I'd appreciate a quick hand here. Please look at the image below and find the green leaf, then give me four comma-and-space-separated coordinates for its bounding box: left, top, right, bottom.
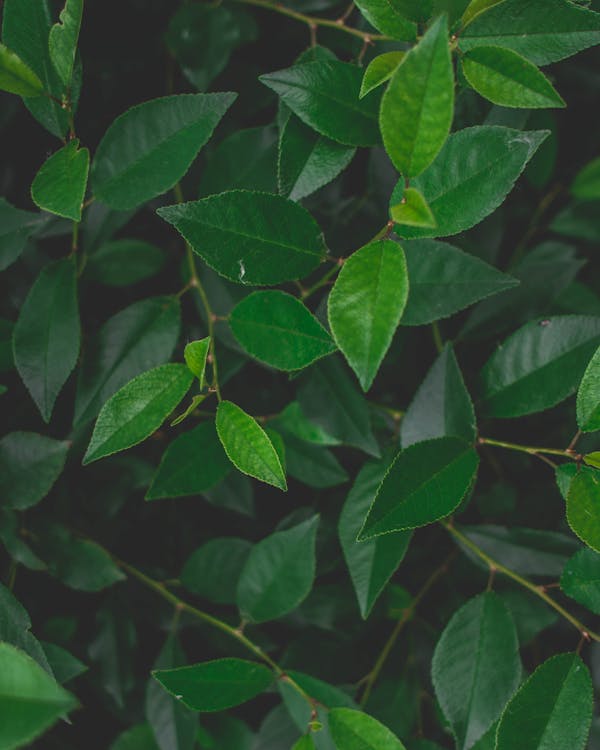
328, 240, 408, 391
230, 291, 336, 371
271, 401, 340, 447
13, 258, 80, 422
402, 239, 518, 326
0, 198, 43, 271
153, 658, 273, 712
0, 510, 46, 572
260, 61, 381, 147
566, 467, 600, 552
391, 126, 547, 239
281, 432, 348, 489
74, 296, 181, 427
432, 592, 521, 750
380, 15, 454, 178
298, 357, 380, 456
216, 400, 287, 490
85, 239, 166, 287
91, 93, 236, 209
83, 364, 194, 465
236, 515, 319, 623
184, 338, 210, 385
353, 0, 417, 39
278, 114, 356, 201
339, 455, 411, 618
0, 431, 69, 510
181, 537, 252, 605
110, 725, 160, 750
48, 0, 83, 87
31, 139, 90, 221
146, 421, 231, 500
495, 653, 592, 750
329, 708, 407, 750
560, 548, 600, 614
584, 451, 600, 469
360, 52, 405, 98
480, 315, 600, 418
577, 344, 600, 432
41, 642, 87, 685
0, 43, 44, 96
0, 642, 77, 750
462, 0, 505, 27
157, 190, 326, 286
460, 0, 600, 65
500, 588, 557, 647
401, 344, 476, 447
390, 188, 436, 228
359, 437, 479, 538
293, 737, 316, 750
462, 46, 565, 109
0, 583, 51, 672
571, 156, 600, 201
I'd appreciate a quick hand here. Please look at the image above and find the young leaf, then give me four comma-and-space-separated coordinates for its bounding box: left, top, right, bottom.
402, 239, 518, 326
339, 455, 412, 618
74, 296, 181, 427
360, 52, 405, 98
571, 156, 600, 201
391, 126, 548, 239
157, 191, 326, 286
215, 400, 287, 490
359, 437, 479, 538
181, 538, 252, 605
566, 467, 600, 552
0, 43, 44, 97
153, 658, 273, 712
83, 364, 194, 465
91, 93, 236, 209
329, 708, 407, 750
480, 316, 600, 418
584, 452, 600, 469
390, 188, 436, 228
495, 653, 592, 750
560, 548, 600, 614
48, 0, 83, 87
576, 344, 600, 432
260, 61, 381, 147
85, 239, 166, 287
278, 114, 356, 201
292, 737, 316, 750
0, 642, 77, 750
462, 46, 565, 109
31, 139, 90, 221
230, 291, 336, 371
13, 258, 80, 422
0, 432, 70, 510
328, 240, 409, 392
380, 15, 454, 178
353, 0, 417, 40
432, 592, 521, 750
236, 515, 319, 623
184, 338, 210, 385
460, 0, 600, 65
401, 344, 476, 448
145, 421, 231, 500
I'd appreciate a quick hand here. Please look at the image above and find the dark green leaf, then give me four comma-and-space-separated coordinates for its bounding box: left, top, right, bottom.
0, 431, 69, 510
496, 653, 592, 750
237, 515, 319, 623
230, 291, 336, 371
85, 239, 166, 287
31, 139, 89, 221
282, 432, 348, 489
560, 548, 600, 614
479, 315, 600, 418
0, 198, 43, 271
571, 156, 600, 201
92, 93, 236, 209
260, 61, 381, 147
577, 344, 600, 432
329, 708, 407, 750
0, 583, 51, 672
158, 190, 326, 286
13, 258, 80, 422
359, 437, 479, 538
0, 42, 44, 96
181, 538, 252, 605
83, 364, 194, 464
41, 642, 87, 684
153, 658, 273, 712
380, 15, 454, 178
566, 467, 600, 552
110, 725, 160, 750
432, 592, 521, 750
48, 0, 83, 87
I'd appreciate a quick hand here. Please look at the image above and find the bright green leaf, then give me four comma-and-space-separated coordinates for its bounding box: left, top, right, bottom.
158, 190, 326, 286
566, 467, 600, 552
153, 658, 273, 712
577, 344, 600, 432
293, 737, 316, 750
48, 0, 83, 87
181, 538, 252, 605
329, 708, 407, 750
462, 0, 505, 27
353, 0, 417, 40
92, 93, 236, 209
432, 592, 521, 750
83, 364, 194, 464
360, 52, 405, 98
328, 240, 408, 391
184, 338, 210, 386
560, 548, 600, 614
0, 43, 44, 97
216, 400, 287, 490
237, 515, 319, 622
584, 452, 600, 469
31, 139, 90, 221
380, 15, 454, 178
390, 188, 436, 228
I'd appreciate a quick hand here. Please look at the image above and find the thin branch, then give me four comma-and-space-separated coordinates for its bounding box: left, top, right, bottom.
478, 436, 582, 462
